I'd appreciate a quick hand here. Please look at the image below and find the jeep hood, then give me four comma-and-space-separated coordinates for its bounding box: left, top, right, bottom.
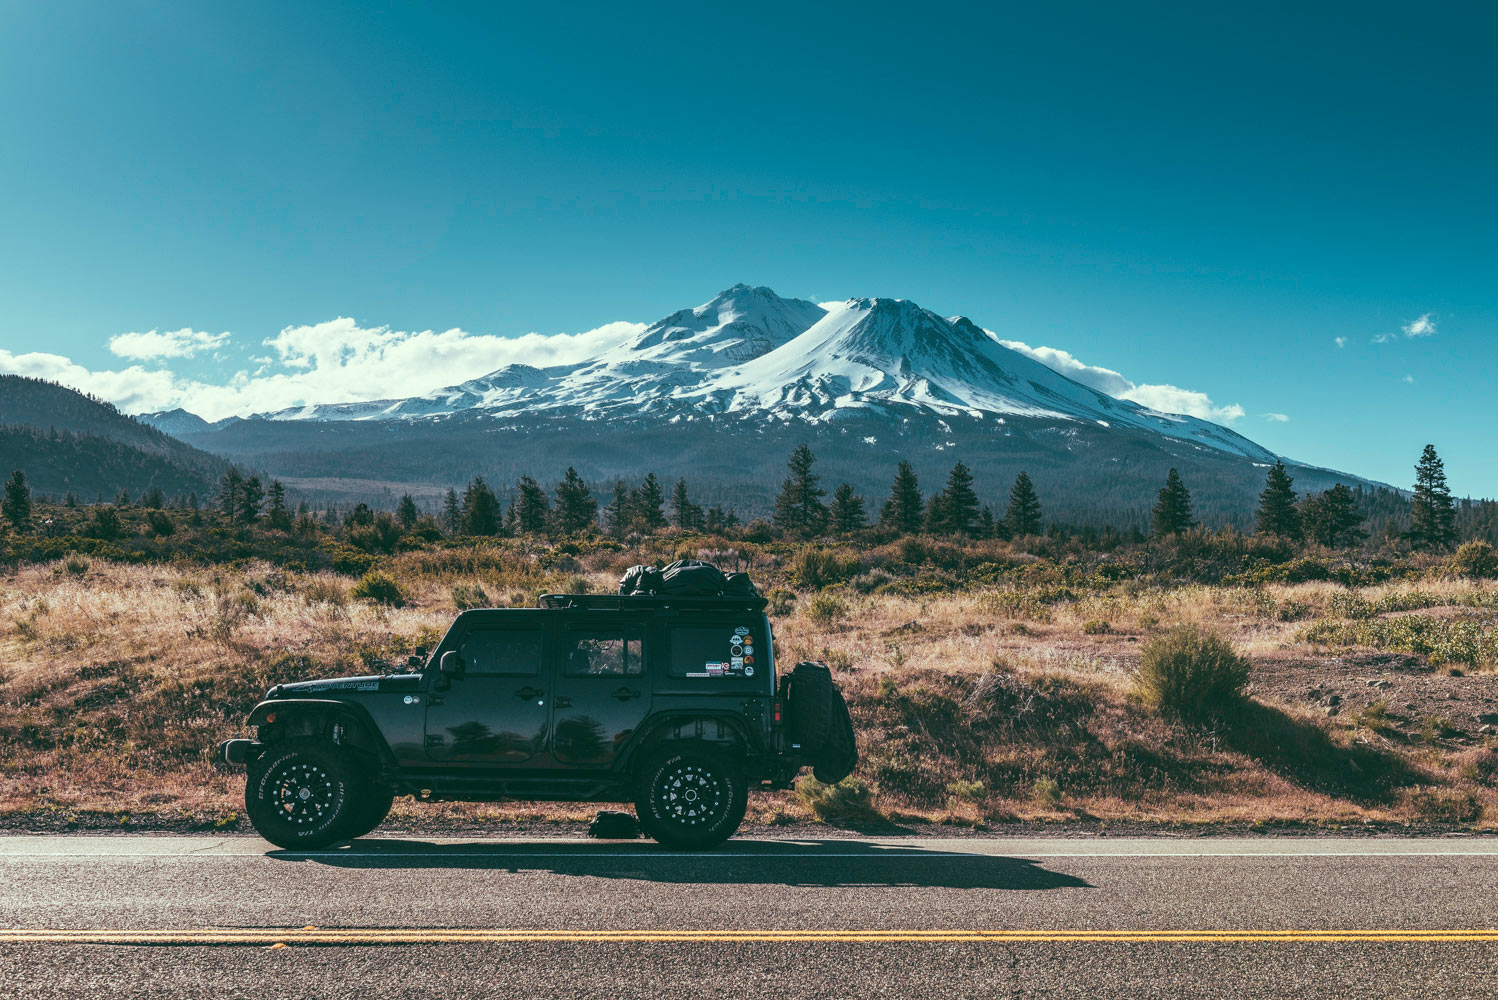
268, 673, 422, 697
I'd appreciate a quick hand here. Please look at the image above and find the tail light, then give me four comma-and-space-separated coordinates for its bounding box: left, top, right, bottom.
772, 698, 783, 724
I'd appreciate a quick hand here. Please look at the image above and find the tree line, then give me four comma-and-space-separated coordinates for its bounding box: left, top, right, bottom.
0, 440, 1476, 554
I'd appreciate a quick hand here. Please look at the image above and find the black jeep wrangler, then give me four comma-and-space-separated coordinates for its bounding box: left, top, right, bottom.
219, 591, 856, 851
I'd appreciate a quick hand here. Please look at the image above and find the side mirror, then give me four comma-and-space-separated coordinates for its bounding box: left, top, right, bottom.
439, 650, 465, 677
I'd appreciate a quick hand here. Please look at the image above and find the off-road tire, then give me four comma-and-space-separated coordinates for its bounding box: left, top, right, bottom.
813, 689, 858, 783
244, 738, 369, 850
634, 745, 748, 851
345, 785, 395, 840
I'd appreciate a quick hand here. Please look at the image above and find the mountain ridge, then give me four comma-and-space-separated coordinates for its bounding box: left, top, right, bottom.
151, 285, 1274, 465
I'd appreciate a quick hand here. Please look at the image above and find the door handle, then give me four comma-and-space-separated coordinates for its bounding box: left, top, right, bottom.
554, 697, 573, 709
515, 686, 544, 700
612, 688, 642, 701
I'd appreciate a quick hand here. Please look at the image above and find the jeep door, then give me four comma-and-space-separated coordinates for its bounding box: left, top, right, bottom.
549, 619, 652, 768
424, 620, 549, 764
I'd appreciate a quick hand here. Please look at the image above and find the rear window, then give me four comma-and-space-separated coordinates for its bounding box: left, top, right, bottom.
667, 622, 765, 680
562, 626, 645, 677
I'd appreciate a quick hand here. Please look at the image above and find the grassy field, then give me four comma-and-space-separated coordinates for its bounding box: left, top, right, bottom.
4, 537, 1498, 835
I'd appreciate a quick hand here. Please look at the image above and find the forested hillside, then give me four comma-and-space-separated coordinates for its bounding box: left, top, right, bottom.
0, 376, 228, 498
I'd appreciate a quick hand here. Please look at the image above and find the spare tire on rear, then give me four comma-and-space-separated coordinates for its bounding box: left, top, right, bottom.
813, 690, 858, 783
786, 661, 858, 782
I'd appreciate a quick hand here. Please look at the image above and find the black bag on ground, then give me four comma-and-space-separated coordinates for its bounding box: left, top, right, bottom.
588, 810, 640, 839
656, 559, 728, 596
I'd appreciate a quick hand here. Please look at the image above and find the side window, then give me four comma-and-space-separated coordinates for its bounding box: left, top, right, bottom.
459, 628, 542, 676
667, 623, 763, 678
563, 627, 644, 677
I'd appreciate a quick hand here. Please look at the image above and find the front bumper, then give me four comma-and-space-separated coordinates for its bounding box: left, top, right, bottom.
218, 739, 264, 766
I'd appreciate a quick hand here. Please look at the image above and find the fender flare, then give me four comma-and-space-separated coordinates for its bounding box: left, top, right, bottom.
624, 712, 756, 770
245, 699, 396, 767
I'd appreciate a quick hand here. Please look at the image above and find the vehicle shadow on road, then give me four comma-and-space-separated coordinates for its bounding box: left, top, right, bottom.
267, 839, 1092, 891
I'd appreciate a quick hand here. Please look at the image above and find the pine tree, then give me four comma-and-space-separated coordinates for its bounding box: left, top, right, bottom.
670, 477, 704, 531
236, 476, 264, 525
879, 461, 924, 534
396, 493, 419, 528
772, 444, 828, 539
978, 504, 995, 537
2, 469, 32, 532
440, 488, 461, 535
704, 504, 739, 534
460, 477, 502, 536
1004, 470, 1042, 536
1300, 484, 1366, 547
631, 473, 667, 533
1151, 468, 1194, 537
932, 461, 980, 536
604, 480, 631, 538
512, 475, 551, 535
1254, 461, 1300, 539
266, 480, 291, 530
552, 467, 598, 535
829, 482, 866, 534
1410, 444, 1457, 550
922, 493, 945, 534
217, 470, 243, 519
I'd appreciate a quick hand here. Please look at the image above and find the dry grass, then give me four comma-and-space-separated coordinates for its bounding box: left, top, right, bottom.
4, 554, 1498, 832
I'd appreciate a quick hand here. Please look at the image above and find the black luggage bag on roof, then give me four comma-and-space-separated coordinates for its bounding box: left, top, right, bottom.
617, 560, 759, 599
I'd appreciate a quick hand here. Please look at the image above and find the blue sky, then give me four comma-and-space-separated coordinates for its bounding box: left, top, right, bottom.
1, 1, 1494, 494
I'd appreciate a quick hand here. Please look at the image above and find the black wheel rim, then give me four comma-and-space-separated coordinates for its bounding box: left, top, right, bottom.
269, 760, 338, 827
654, 761, 729, 829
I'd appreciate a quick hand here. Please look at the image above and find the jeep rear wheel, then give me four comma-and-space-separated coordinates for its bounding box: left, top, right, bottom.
244, 738, 367, 850
635, 746, 747, 851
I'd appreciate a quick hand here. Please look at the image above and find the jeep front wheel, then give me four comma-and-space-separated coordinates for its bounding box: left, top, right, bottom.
244, 738, 367, 850
634, 746, 748, 851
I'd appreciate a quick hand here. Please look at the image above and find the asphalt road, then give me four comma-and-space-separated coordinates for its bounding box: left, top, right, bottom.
2, 834, 1497, 998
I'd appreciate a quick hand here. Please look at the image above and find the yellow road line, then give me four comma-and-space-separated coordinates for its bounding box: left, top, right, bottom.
3, 929, 1498, 946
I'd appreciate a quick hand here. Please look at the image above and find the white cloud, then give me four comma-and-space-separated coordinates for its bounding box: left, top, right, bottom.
1402, 313, 1437, 337
1334, 336, 1348, 349
1263, 412, 1290, 422
1403, 373, 1415, 384
0, 318, 643, 422
994, 337, 1247, 424
1372, 332, 1396, 344
109, 328, 230, 360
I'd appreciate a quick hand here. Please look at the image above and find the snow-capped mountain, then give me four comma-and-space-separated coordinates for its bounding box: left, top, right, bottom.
237, 283, 1273, 463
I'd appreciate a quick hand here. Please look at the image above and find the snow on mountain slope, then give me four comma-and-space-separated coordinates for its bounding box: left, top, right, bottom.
695, 297, 1274, 459
243, 284, 1274, 462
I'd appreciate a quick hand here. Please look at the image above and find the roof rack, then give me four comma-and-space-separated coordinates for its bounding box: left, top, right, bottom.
536, 593, 768, 612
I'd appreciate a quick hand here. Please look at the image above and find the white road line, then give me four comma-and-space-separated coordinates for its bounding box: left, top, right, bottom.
3, 849, 1498, 860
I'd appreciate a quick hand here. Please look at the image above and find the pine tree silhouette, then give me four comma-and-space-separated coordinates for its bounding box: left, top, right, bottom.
552, 467, 598, 535
2, 469, 32, 532
773, 444, 828, 539
1254, 461, 1300, 539
879, 461, 924, 534
1004, 470, 1043, 536
1151, 468, 1194, 537
829, 482, 866, 533
1410, 444, 1457, 550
